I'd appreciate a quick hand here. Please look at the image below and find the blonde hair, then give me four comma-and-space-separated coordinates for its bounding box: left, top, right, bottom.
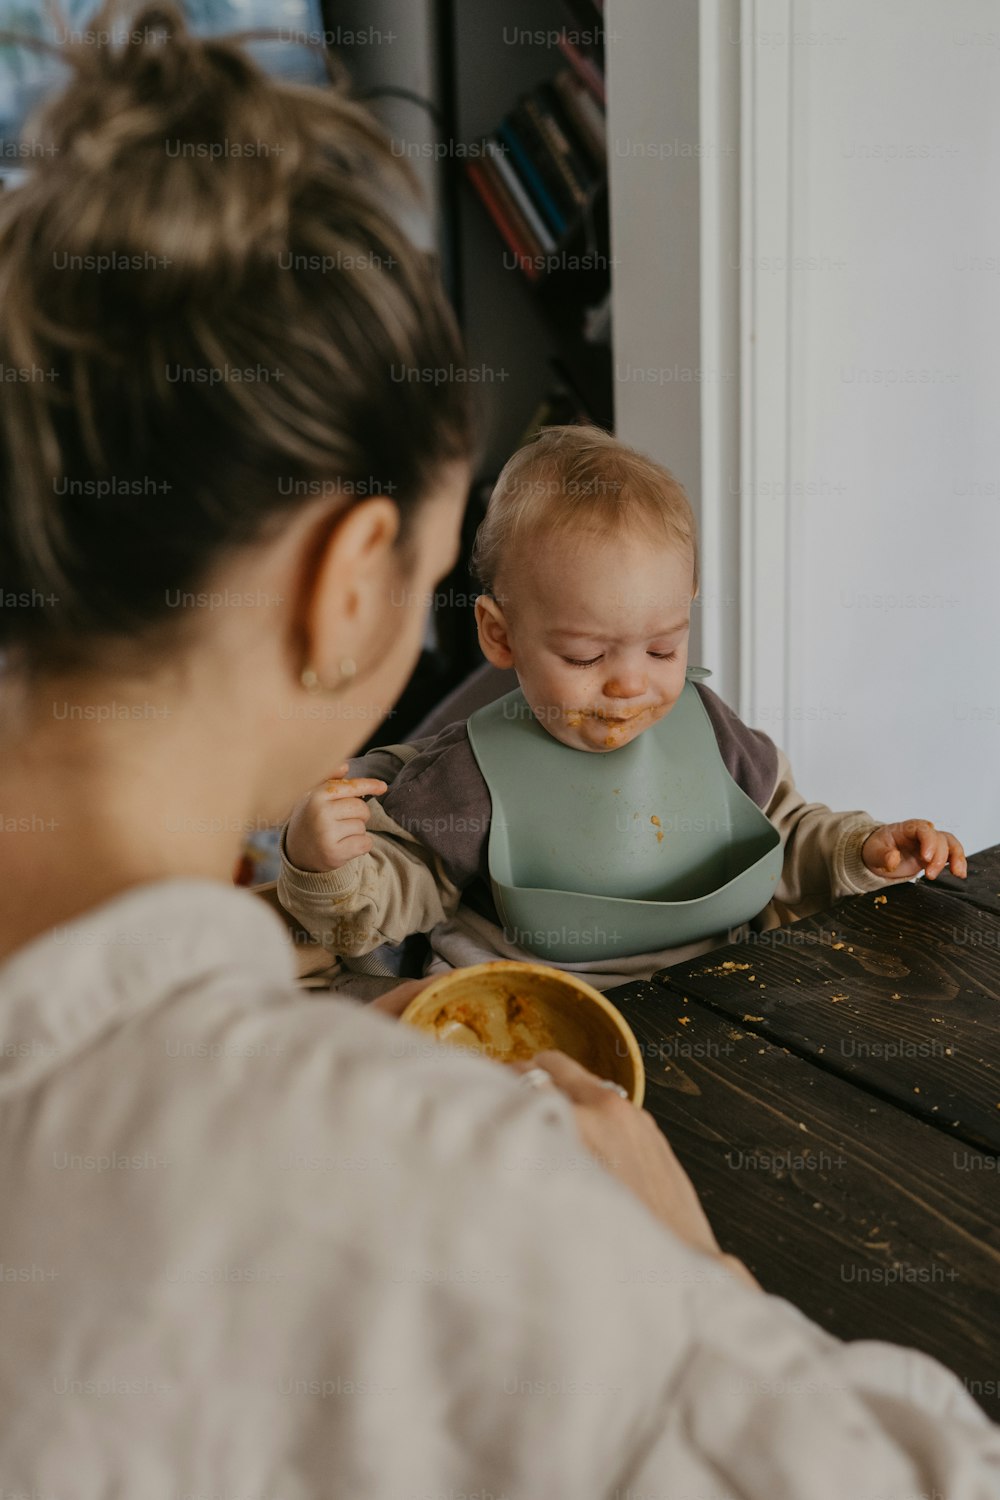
0, 1, 473, 671
471, 425, 698, 599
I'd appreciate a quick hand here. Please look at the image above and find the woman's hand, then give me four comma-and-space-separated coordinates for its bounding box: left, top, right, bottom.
285, 764, 388, 873
862, 820, 966, 881
369, 977, 437, 1018
369, 995, 759, 1289
512, 1051, 759, 1291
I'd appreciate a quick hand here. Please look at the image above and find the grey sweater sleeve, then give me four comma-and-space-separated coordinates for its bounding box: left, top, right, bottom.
352, 720, 493, 890
277, 722, 495, 959
693, 684, 886, 913
694, 682, 780, 806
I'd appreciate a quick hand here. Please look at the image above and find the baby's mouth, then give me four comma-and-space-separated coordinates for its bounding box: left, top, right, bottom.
562, 706, 656, 731
588, 708, 648, 724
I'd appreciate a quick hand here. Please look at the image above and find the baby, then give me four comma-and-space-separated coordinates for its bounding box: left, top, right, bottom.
278, 425, 966, 992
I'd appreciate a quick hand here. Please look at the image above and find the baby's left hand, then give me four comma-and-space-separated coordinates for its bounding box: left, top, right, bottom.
862, 820, 967, 882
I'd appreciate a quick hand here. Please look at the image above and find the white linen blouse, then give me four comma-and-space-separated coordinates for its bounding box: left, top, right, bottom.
0, 879, 995, 1497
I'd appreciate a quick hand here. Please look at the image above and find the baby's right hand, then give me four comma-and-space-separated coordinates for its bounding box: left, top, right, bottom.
285, 764, 388, 873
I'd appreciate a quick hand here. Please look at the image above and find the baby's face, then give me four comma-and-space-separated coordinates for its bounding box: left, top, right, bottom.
495, 529, 695, 753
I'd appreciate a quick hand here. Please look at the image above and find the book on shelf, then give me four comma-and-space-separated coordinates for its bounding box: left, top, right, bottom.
462, 27, 613, 426
496, 118, 568, 240
556, 34, 606, 107
479, 152, 544, 260
485, 140, 556, 254
509, 99, 581, 226
521, 93, 591, 211
536, 82, 600, 187
551, 68, 606, 166
464, 42, 607, 286
465, 158, 543, 282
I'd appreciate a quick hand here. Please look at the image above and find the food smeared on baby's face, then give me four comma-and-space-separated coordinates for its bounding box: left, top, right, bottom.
500, 529, 697, 754
424, 991, 556, 1063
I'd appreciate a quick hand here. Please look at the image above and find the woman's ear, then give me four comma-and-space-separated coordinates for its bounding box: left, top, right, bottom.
298, 497, 402, 685
475, 592, 515, 669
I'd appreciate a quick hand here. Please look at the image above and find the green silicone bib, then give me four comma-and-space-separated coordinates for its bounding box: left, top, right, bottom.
466, 671, 783, 961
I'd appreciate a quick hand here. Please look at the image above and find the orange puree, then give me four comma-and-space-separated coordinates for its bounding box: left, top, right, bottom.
426, 991, 556, 1063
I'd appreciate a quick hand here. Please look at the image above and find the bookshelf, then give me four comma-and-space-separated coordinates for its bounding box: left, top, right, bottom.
447, 0, 612, 474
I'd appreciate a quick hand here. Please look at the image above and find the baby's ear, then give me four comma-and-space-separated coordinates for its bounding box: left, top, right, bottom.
475, 593, 515, 669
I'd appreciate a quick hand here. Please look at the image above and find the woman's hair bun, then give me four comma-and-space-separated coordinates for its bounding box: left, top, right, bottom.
26, 4, 329, 295
0, 1, 473, 670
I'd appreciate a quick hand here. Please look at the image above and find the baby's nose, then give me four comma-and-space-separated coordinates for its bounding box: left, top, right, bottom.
603, 671, 646, 700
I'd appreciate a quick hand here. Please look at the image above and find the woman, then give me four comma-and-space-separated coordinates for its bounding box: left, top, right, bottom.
0, 7, 995, 1495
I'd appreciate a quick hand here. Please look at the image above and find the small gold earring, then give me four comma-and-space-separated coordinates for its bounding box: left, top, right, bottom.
300, 659, 358, 694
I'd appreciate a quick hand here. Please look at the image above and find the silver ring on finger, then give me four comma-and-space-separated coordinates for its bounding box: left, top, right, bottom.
597, 1079, 629, 1099
518, 1067, 554, 1091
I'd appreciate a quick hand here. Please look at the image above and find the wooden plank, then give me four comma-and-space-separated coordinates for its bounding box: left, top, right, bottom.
649, 881, 1000, 1156
607, 982, 1000, 1419
936, 841, 1000, 920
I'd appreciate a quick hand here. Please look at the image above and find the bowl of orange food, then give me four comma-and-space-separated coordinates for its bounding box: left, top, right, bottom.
399, 961, 645, 1106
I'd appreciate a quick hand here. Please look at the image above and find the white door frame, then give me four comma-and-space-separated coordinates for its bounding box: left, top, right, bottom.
737, 0, 794, 726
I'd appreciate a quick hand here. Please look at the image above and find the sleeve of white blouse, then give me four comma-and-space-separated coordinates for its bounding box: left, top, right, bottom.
615, 1277, 997, 1499
515, 1185, 1000, 1498
368, 1024, 1000, 1500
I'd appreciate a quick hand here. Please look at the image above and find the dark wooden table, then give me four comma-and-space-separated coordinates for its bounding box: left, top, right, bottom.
605, 844, 1000, 1420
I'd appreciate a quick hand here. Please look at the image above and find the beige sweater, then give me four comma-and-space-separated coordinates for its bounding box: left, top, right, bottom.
279, 690, 889, 988
0, 879, 995, 1496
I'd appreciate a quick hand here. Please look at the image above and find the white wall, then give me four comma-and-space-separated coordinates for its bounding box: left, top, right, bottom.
606, 0, 712, 652
607, 0, 745, 705
612, 0, 1000, 853
758, 0, 1000, 851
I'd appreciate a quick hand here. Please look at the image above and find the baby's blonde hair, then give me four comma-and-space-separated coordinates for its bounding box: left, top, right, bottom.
471, 425, 698, 600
